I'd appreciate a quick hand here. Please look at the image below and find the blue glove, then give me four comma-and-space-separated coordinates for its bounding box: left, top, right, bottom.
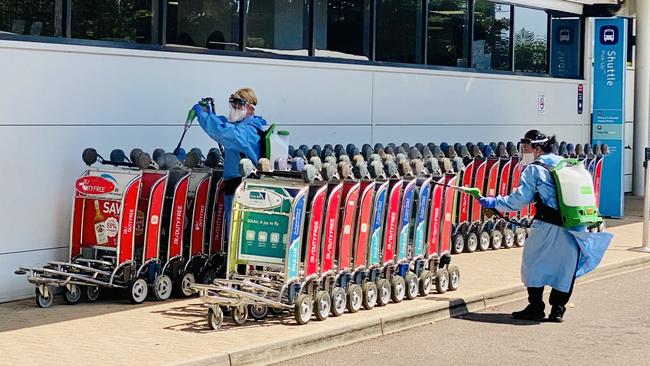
479, 197, 496, 209
192, 103, 206, 116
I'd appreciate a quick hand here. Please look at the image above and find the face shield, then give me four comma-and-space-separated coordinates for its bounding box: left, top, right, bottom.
519, 137, 549, 165
228, 95, 253, 122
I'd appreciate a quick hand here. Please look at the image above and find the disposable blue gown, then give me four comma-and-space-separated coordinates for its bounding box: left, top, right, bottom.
494, 154, 613, 292
195, 110, 267, 227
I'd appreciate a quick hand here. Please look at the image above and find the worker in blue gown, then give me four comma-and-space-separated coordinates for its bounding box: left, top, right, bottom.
479, 130, 613, 322
192, 88, 267, 236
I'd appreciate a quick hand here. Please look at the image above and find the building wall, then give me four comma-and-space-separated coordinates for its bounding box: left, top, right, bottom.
0, 39, 590, 302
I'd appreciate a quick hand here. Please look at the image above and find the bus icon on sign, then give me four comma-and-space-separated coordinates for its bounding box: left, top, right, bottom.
559, 29, 571, 43
600, 26, 618, 44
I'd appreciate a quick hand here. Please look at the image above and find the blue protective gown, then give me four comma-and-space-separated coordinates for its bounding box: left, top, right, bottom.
494, 154, 613, 293
195, 111, 268, 228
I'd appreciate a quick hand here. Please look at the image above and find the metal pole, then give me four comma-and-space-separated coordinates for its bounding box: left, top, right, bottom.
632, 148, 650, 253
633, 1, 650, 197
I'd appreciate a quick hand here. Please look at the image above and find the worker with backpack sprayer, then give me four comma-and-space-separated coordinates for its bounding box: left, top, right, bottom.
478, 130, 613, 322
189, 88, 269, 238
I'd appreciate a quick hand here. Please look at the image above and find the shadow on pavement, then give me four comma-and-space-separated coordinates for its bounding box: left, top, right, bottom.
0, 289, 185, 333
151, 302, 297, 333
452, 312, 541, 326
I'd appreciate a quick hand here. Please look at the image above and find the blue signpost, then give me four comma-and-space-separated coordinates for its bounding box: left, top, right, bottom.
592, 18, 626, 217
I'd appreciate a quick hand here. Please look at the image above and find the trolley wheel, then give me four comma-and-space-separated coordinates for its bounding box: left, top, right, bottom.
346, 284, 363, 313
390, 276, 405, 303
294, 294, 312, 325
418, 270, 433, 296
502, 228, 515, 249
376, 279, 391, 307
490, 230, 503, 250
362, 281, 377, 310
207, 306, 224, 330
451, 233, 465, 254
404, 272, 418, 300
85, 286, 100, 302
514, 228, 526, 247
465, 232, 478, 253
173, 271, 195, 298
435, 268, 449, 294
202, 269, 216, 284
269, 307, 284, 316
153, 274, 173, 301
35, 288, 53, 308
314, 290, 331, 321
478, 231, 491, 251
63, 284, 82, 305
232, 305, 248, 325
448, 265, 461, 291
330, 287, 347, 317
249, 305, 269, 321
127, 278, 148, 304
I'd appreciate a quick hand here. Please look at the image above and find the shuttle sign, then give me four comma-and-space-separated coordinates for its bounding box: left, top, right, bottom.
592, 18, 626, 217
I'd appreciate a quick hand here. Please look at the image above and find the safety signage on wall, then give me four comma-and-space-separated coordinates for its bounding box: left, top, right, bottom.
537, 95, 546, 115
592, 18, 626, 217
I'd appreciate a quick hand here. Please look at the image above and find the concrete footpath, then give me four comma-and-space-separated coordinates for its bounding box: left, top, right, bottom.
0, 217, 648, 366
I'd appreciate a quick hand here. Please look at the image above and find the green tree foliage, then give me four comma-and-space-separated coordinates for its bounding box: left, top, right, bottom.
71, 0, 153, 43
514, 27, 547, 73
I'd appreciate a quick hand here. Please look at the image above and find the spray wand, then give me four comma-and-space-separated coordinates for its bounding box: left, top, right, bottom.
173, 97, 215, 155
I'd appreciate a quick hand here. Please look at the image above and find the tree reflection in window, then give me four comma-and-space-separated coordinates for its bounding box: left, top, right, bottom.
71, 0, 153, 43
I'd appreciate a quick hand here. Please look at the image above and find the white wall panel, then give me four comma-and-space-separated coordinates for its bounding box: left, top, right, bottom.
0, 248, 67, 302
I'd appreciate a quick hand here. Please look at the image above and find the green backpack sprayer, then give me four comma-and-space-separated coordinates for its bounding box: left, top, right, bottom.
540, 159, 603, 229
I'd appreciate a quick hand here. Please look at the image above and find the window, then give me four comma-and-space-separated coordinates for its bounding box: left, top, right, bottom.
314, 0, 371, 60
0, 0, 61, 37
166, 0, 240, 50
472, 1, 511, 71
71, 0, 154, 44
514, 6, 548, 73
246, 0, 310, 56
375, 0, 424, 64
549, 16, 581, 78
427, 0, 469, 67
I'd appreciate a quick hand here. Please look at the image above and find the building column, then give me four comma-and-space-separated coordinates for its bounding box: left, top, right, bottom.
634, 0, 650, 196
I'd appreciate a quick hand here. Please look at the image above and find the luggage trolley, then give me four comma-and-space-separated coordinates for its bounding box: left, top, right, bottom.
191, 169, 328, 329
15, 167, 170, 306
476, 155, 503, 250
323, 167, 364, 316
203, 171, 228, 283
176, 167, 214, 294
376, 166, 407, 304
393, 169, 421, 300
451, 156, 478, 254
350, 175, 381, 310
492, 154, 516, 249
418, 169, 460, 294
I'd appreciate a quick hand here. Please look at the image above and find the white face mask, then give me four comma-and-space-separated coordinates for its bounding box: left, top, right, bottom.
521, 152, 536, 165
228, 106, 248, 123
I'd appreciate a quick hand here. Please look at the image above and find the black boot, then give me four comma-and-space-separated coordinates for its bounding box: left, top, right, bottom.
512, 304, 545, 321
547, 306, 566, 322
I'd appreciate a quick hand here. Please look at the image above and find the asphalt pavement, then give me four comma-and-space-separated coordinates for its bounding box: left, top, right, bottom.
277, 267, 650, 366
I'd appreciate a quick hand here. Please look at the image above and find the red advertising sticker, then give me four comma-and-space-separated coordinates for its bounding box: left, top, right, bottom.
75, 176, 116, 196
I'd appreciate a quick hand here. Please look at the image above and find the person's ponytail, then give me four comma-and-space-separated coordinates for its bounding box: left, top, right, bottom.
542, 135, 557, 154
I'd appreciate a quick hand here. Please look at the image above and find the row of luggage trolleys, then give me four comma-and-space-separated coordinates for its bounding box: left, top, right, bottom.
191, 162, 463, 329
14, 143, 604, 330
16, 164, 229, 307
